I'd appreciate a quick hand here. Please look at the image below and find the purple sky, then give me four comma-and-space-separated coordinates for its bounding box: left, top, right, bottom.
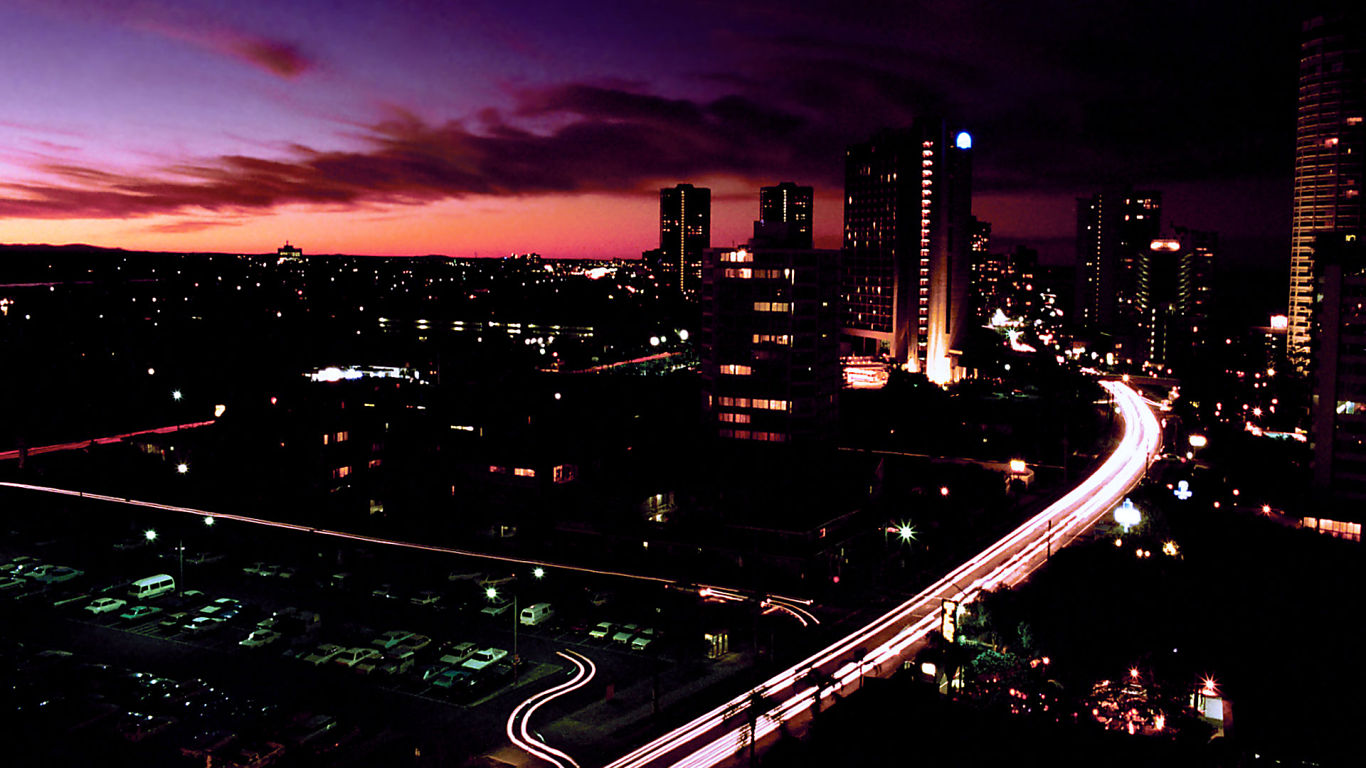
0, 0, 1299, 267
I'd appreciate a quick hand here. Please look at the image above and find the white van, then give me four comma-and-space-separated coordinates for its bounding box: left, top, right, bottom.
519, 602, 554, 626
128, 574, 176, 600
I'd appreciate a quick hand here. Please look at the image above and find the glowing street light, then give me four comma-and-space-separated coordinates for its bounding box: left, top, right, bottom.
172, 390, 183, 402
203, 516, 215, 527
1114, 499, 1141, 531
176, 462, 189, 474
533, 567, 545, 579
897, 523, 917, 542
144, 528, 158, 542
1188, 434, 1207, 448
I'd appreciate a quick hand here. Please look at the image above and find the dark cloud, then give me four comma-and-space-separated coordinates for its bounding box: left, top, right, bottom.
229, 38, 312, 78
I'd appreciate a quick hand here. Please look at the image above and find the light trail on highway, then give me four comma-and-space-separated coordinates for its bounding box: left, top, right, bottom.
600, 380, 1161, 768
507, 650, 597, 768
0, 420, 218, 462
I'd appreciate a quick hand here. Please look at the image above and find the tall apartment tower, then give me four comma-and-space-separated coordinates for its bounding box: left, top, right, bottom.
659, 183, 711, 298
700, 239, 841, 446
1075, 188, 1161, 333
1136, 228, 1215, 372
842, 121, 973, 383
758, 182, 814, 248
1287, 7, 1366, 371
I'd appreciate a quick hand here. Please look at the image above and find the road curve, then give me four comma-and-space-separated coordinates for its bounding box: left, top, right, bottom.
600, 380, 1162, 768
507, 650, 598, 768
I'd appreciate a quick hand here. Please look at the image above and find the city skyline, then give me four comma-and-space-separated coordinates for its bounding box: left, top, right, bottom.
0, 1, 1298, 265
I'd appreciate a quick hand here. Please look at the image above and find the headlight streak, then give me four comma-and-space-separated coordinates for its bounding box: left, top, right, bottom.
602, 382, 1160, 768
507, 650, 597, 768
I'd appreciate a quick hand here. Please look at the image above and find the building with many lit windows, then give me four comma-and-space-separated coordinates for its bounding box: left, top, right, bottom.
759, 182, 814, 248
1075, 187, 1161, 334
1288, 7, 1366, 371
700, 235, 841, 446
659, 183, 711, 298
841, 121, 974, 383
1135, 228, 1215, 372
1308, 231, 1366, 540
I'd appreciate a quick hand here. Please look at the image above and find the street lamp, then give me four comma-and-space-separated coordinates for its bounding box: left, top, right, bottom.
176, 462, 189, 474
487, 586, 519, 681
172, 390, 183, 402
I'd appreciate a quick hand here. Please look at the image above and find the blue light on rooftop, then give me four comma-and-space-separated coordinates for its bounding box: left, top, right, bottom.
955, 131, 972, 150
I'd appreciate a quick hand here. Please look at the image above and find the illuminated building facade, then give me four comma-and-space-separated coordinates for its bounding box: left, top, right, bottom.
1075, 188, 1161, 333
968, 218, 999, 322
1309, 231, 1366, 539
842, 122, 974, 383
759, 182, 814, 248
1288, 8, 1366, 371
1135, 228, 1215, 371
659, 183, 711, 298
700, 239, 841, 446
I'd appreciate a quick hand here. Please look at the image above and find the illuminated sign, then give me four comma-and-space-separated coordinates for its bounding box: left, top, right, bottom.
955, 131, 972, 150
1150, 238, 1182, 251
1173, 480, 1193, 501
1114, 498, 1140, 529
1269, 314, 1289, 330
941, 599, 959, 642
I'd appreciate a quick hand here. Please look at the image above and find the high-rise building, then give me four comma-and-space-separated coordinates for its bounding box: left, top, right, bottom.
1309, 231, 1366, 540
842, 121, 974, 383
700, 236, 841, 447
968, 218, 999, 322
659, 183, 711, 298
759, 183, 814, 248
1075, 188, 1161, 333
1136, 228, 1215, 371
1287, 7, 1366, 371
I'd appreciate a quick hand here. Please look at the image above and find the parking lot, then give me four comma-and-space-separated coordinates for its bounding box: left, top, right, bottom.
0, 498, 805, 767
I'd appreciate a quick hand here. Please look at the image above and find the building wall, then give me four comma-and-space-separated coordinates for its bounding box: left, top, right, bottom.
701, 245, 841, 445
841, 121, 973, 382
759, 183, 814, 249
660, 184, 711, 298
1288, 9, 1366, 371
1075, 188, 1162, 333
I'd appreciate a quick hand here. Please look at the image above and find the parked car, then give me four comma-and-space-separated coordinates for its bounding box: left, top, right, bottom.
333, 647, 383, 669
612, 624, 640, 644
371, 630, 415, 650
437, 641, 478, 665
519, 602, 554, 626
199, 597, 243, 616
183, 616, 227, 633
419, 664, 450, 682
301, 644, 346, 666
1, 555, 39, 572
241, 562, 270, 576
631, 628, 658, 651
0, 577, 28, 592
480, 600, 512, 617
410, 590, 442, 606
378, 651, 417, 676
119, 604, 163, 621
460, 648, 508, 671
588, 621, 614, 639
370, 584, 399, 600
37, 565, 83, 583
85, 597, 127, 615
431, 667, 473, 689
394, 633, 431, 653
158, 611, 190, 630
239, 630, 282, 649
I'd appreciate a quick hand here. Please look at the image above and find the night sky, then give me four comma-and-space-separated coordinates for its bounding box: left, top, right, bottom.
0, 0, 1299, 268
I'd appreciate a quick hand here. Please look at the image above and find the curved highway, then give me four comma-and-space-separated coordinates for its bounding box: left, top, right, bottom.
601, 380, 1161, 768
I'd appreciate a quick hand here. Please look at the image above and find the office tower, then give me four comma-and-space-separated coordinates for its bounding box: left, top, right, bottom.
1135, 228, 1215, 371
1309, 232, 1366, 540
758, 182, 814, 248
968, 218, 999, 321
700, 237, 841, 446
1288, 8, 1366, 371
1075, 188, 1161, 333
659, 184, 711, 298
842, 121, 973, 383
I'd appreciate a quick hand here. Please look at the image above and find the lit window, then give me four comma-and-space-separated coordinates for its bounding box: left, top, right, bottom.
332, 466, 351, 479
368, 459, 382, 469
720, 364, 753, 375
489, 465, 507, 474
514, 468, 536, 478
